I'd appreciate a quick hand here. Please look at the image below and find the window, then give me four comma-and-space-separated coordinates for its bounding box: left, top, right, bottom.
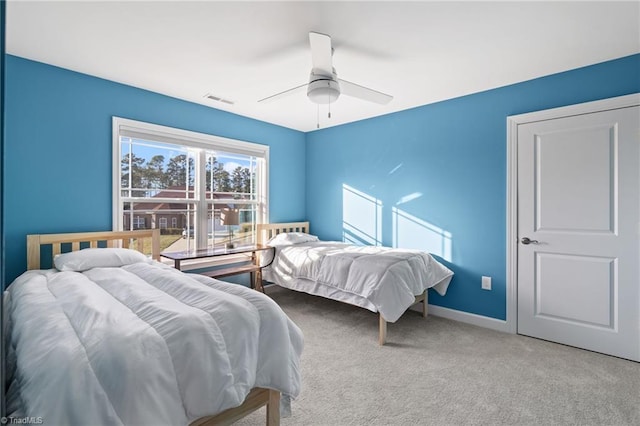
113, 118, 269, 253
132, 216, 145, 229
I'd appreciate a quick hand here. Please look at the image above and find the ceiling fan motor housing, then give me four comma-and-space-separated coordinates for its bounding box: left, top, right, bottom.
307, 72, 341, 104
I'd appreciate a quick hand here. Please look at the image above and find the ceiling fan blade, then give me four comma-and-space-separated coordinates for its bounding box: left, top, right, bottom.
338, 79, 393, 105
258, 83, 307, 103
309, 31, 333, 76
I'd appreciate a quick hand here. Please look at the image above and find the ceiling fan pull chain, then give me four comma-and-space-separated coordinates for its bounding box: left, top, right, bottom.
317, 103, 320, 129
328, 97, 331, 119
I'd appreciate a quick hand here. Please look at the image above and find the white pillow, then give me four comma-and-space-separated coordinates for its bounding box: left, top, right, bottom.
54, 248, 149, 272
267, 232, 319, 247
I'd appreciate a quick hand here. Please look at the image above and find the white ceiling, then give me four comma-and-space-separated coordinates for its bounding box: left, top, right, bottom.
6, 1, 640, 132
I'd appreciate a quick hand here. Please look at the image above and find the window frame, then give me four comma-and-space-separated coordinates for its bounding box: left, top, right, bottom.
112, 117, 269, 250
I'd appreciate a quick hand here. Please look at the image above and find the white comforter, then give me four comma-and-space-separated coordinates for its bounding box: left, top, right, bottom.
4, 261, 303, 426
263, 241, 454, 322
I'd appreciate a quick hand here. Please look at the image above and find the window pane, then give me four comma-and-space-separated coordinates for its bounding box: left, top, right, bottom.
123, 201, 197, 252
208, 203, 256, 248
120, 137, 196, 199
206, 151, 256, 201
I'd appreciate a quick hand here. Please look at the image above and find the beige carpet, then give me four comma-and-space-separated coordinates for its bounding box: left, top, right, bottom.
236, 286, 640, 426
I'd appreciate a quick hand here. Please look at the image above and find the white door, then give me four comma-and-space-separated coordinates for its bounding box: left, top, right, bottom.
517, 105, 639, 361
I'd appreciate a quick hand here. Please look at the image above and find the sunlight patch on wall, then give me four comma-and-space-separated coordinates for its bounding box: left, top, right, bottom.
388, 163, 403, 175
342, 184, 382, 246
392, 207, 452, 261
396, 192, 422, 205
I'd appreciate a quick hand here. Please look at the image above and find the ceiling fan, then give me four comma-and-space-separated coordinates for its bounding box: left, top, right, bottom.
258, 32, 393, 106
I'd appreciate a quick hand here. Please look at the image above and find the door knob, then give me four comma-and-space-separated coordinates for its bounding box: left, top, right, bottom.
521, 237, 539, 245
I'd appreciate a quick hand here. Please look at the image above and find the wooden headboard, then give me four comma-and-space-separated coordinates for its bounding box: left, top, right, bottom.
256, 222, 310, 245
27, 229, 161, 270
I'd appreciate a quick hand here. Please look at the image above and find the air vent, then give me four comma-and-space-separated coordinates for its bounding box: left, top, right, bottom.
204, 93, 235, 105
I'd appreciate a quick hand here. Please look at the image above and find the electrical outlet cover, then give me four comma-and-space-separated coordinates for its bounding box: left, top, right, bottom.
481, 276, 492, 290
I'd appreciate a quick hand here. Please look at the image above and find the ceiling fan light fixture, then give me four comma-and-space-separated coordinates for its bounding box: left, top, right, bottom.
257, 32, 393, 108
307, 79, 340, 104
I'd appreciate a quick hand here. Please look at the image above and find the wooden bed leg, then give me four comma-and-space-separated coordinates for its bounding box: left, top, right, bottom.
256, 268, 265, 293
378, 314, 387, 345
189, 387, 279, 426
266, 389, 280, 426
423, 290, 428, 318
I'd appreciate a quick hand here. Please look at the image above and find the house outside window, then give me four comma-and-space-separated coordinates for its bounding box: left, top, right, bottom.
113, 117, 269, 253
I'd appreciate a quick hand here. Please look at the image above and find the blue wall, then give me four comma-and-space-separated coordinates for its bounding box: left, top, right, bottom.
1, 0, 5, 292
4, 54, 640, 319
4, 55, 306, 284
1, 1, 7, 417
306, 54, 640, 320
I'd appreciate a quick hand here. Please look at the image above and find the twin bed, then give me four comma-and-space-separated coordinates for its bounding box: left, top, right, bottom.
5, 230, 302, 426
4, 222, 453, 425
257, 222, 453, 345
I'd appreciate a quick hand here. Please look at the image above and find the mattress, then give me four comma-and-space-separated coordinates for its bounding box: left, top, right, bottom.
263, 240, 453, 322
4, 256, 303, 425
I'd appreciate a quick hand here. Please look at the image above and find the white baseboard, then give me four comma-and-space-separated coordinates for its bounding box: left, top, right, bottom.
410, 303, 511, 333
